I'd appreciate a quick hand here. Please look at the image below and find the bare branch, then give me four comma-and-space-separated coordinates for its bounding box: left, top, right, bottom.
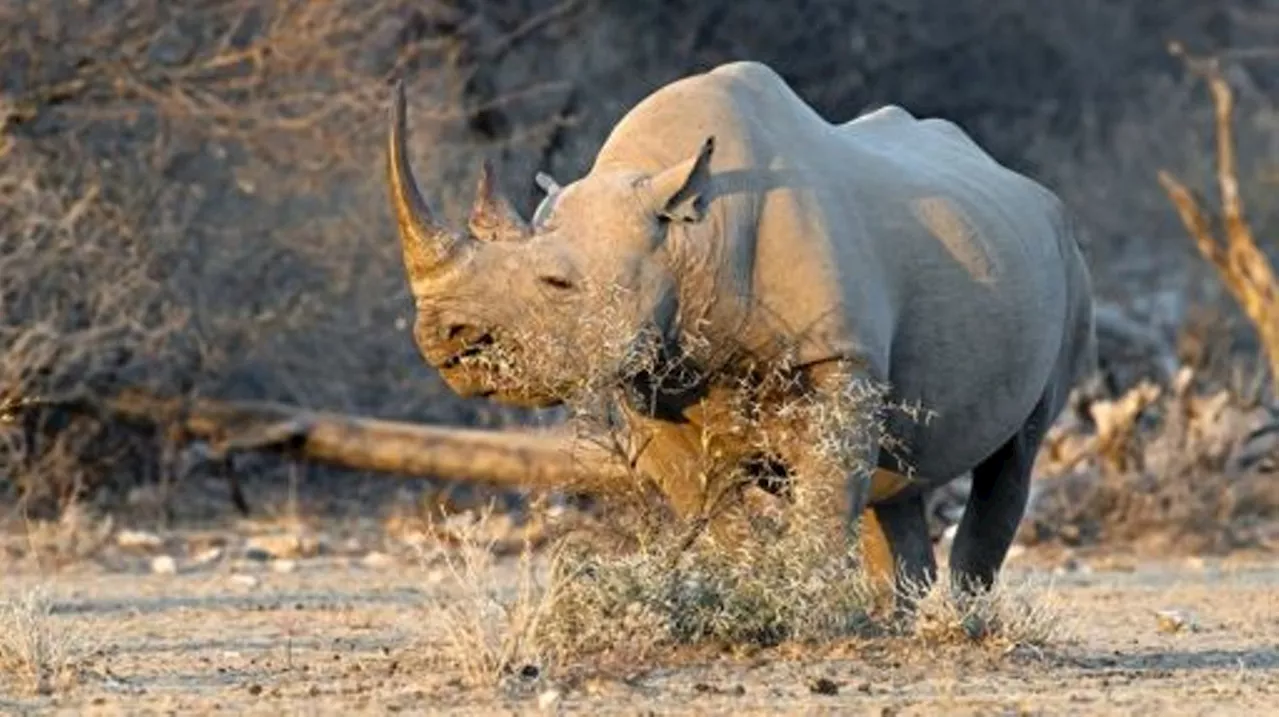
1160, 46, 1279, 388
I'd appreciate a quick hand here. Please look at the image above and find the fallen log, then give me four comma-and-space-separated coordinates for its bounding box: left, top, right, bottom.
31, 388, 634, 496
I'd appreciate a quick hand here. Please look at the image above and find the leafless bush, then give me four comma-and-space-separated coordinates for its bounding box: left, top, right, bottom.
535, 527, 878, 660
0, 141, 191, 515
411, 507, 553, 688
1019, 50, 1279, 554
1, 0, 573, 510
1028, 368, 1278, 552
1157, 48, 1278, 389
0, 587, 91, 696
413, 508, 1066, 686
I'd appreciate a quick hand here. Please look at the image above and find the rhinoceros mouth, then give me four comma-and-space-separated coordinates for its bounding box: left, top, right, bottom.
440, 333, 495, 370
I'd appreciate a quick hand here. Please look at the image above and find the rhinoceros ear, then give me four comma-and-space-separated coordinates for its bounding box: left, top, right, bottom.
650, 136, 715, 224
468, 159, 531, 242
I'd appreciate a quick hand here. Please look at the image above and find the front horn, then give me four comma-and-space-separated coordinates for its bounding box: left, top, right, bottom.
387, 81, 465, 282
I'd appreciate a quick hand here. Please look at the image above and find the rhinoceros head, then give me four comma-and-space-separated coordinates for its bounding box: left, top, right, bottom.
387, 83, 715, 407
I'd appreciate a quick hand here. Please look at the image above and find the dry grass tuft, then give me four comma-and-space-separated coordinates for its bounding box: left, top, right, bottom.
412, 507, 554, 689
907, 577, 1069, 650
15, 502, 116, 569
0, 588, 88, 696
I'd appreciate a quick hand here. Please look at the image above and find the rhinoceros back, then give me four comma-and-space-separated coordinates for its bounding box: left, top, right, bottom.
592, 61, 1094, 485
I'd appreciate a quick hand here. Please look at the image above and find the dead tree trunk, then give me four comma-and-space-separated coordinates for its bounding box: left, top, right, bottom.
1158, 48, 1279, 390
39, 388, 634, 496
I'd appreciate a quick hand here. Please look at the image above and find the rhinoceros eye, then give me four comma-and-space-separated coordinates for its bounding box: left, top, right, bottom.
539, 275, 575, 291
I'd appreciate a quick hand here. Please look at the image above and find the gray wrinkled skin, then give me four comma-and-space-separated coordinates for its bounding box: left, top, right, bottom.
387, 61, 1096, 595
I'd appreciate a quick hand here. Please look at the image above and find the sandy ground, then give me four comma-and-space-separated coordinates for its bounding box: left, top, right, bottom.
0, 529, 1275, 717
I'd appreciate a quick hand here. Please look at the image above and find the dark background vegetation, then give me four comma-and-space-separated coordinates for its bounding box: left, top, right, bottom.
0, 1, 1276, 532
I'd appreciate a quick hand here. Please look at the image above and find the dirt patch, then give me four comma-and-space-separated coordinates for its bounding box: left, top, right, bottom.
0, 539, 1274, 714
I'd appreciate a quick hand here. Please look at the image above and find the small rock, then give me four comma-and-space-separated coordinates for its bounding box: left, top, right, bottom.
272, 559, 298, 574
189, 547, 224, 568
246, 534, 303, 560
1155, 609, 1196, 634
537, 689, 561, 710
244, 547, 272, 563
361, 551, 395, 569
150, 555, 178, 575
1055, 556, 1092, 575
247, 683, 263, 696
229, 574, 260, 590
117, 529, 164, 551
810, 677, 840, 695
125, 486, 165, 509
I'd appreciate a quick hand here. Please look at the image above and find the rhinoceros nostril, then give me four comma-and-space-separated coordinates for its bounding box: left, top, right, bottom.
455, 333, 494, 358
440, 331, 494, 369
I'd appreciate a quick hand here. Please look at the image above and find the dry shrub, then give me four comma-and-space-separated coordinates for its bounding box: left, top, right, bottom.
0, 142, 191, 517
1157, 48, 1279, 388
411, 513, 878, 685
907, 577, 1067, 650
0, 587, 90, 696
412, 508, 551, 688
13, 502, 116, 569
1029, 367, 1278, 552
447, 275, 926, 543
413, 507, 1068, 687
535, 527, 878, 660
1, 0, 562, 512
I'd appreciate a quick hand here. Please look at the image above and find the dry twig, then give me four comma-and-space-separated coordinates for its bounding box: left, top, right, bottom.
1157, 46, 1279, 388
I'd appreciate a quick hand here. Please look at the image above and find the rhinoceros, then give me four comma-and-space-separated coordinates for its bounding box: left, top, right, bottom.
386, 61, 1096, 594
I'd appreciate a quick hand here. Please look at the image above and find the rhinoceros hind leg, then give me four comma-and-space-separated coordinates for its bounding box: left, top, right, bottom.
948, 393, 1051, 594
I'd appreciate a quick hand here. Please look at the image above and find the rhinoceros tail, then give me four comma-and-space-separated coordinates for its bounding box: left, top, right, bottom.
1063, 211, 1099, 387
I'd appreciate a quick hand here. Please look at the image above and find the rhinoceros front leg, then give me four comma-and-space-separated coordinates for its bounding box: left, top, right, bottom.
870, 494, 937, 597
